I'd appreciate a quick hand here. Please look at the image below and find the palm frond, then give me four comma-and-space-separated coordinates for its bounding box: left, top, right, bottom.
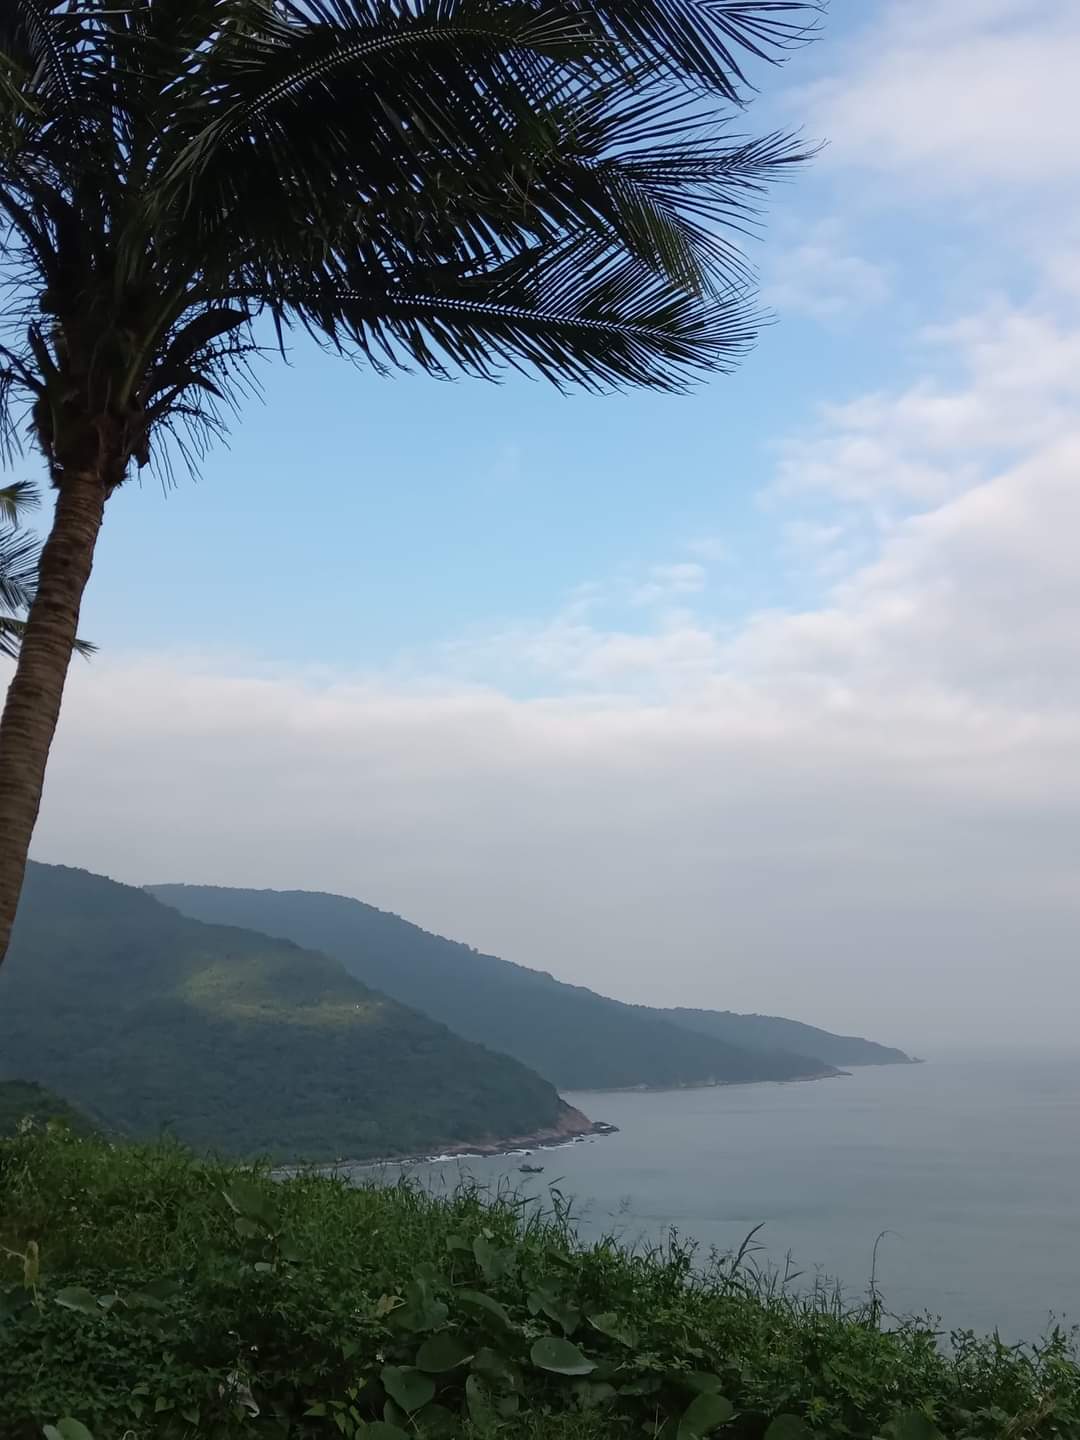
0, 614, 27, 660
270, 246, 761, 391
0, 479, 95, 657
0, 614, 95, 660
0, 479, 40, 524
0, 0, 79, 111
0, 524, 39, 612
554, 0, 822, 99
0, 0, 816, 484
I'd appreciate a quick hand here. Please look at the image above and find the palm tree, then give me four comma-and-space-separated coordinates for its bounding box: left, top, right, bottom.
0, 0, 817, 964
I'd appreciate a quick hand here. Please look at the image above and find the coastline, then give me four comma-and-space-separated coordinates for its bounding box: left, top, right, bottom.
271, 1110, 618, 1177
273, 1063, 927, 1176
382, 1116, 620, 1168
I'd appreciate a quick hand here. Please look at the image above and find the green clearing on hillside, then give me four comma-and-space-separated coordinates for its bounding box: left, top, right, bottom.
1, 865, 568, 1160
1, 1128, 1076, 1440
150, 886, 846, 1089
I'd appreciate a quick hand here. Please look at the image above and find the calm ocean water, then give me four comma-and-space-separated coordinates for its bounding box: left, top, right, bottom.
366, 1059, 1080, 1342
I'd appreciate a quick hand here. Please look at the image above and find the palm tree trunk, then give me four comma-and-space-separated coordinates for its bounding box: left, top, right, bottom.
0, 470, 107, 967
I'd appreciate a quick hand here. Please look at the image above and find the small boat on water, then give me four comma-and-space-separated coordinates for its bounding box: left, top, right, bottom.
519, 1163, 544, 1174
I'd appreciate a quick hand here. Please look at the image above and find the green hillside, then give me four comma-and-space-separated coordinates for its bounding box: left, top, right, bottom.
662, 1009, 915, 1067
1, 864, 577, 1161
151, 885, 840, 1089
0, 1080, 99, 1139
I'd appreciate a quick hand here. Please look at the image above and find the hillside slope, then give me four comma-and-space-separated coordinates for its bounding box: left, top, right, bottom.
1, 864, 579, 1161
661, 1008, 915, 1067
151, 885, 838, 1089
0, 1080, 99, 1138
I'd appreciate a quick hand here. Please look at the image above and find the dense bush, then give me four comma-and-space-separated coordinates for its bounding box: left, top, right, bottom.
1, 1127, 1077, 1440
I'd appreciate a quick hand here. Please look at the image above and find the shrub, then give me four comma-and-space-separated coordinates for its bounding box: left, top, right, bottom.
1, 1129, 1077, 1440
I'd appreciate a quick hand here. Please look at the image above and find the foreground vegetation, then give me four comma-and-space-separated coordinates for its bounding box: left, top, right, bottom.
2, 1127, 1077, 1440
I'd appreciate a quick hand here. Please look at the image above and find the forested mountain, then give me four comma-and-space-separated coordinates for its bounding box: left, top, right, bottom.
152, 886, 843, 1089
1, 864, 577, 1161
661, 1009, 915, 1068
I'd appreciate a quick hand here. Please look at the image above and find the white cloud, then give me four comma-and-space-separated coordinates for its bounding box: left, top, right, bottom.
774, 299, 1080, 508
806, 0, 1080, 189
631, 562, 708, 606
763, 219, 891, 320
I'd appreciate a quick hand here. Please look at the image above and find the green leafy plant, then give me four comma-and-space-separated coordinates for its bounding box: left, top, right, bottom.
2, 1127, 1078, 1439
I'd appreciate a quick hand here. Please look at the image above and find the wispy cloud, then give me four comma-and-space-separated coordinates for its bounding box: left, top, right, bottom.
631, 562, 708, 606
763, 219, 891, 321
773, 298, 1080, 510
806, 0, 1080, 190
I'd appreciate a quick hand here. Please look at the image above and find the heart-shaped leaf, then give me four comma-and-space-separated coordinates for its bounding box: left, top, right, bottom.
415, 1402, 458, 1438
43, 1423, 95, 1440
471, 1346, 521, 1392
539, 1295, 581, 1335
473, 1236, 512, 1284
530, 1336, 596, 1376
141, 1278, 181, 1301
222, 1180, 277, 1230
362, 1424, 410, 1440
765, 1418, 810, 1440
465, 1375, 497, 1435
54, 1287, 101, 1316
458, 1289, 514, 1330
382, 1365, 436, 1413
588, 1311, 637, 1347
889, 1414, 944, 1440
416, 1332, 473, 1373
395, 1279, 449, 1334
682, 1373, 725, 1396
678, 1392, 734, 1439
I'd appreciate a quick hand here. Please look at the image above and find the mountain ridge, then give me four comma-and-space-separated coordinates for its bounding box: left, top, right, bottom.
150, 884, 909, 1089
660, 1007, 916, 1068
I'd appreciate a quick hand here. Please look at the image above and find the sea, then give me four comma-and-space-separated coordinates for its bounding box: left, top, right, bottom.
359, 1059, 1080, 1344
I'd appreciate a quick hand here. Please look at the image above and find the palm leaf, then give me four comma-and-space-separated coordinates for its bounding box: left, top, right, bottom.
0, 490, 96, 657
0, 480, 40, 525
548, 0, 821, 99
0, 0, 817, 481
0, 525, 39, 612
0, 614, 96, 660
0, 615, 28, 661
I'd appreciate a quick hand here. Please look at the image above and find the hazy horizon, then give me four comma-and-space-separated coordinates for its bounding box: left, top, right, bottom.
13, 0, 1080, 1056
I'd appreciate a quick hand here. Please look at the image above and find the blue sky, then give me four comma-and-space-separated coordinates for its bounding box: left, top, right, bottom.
16, 0, 1080, 1053
77, 4, 894, 674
